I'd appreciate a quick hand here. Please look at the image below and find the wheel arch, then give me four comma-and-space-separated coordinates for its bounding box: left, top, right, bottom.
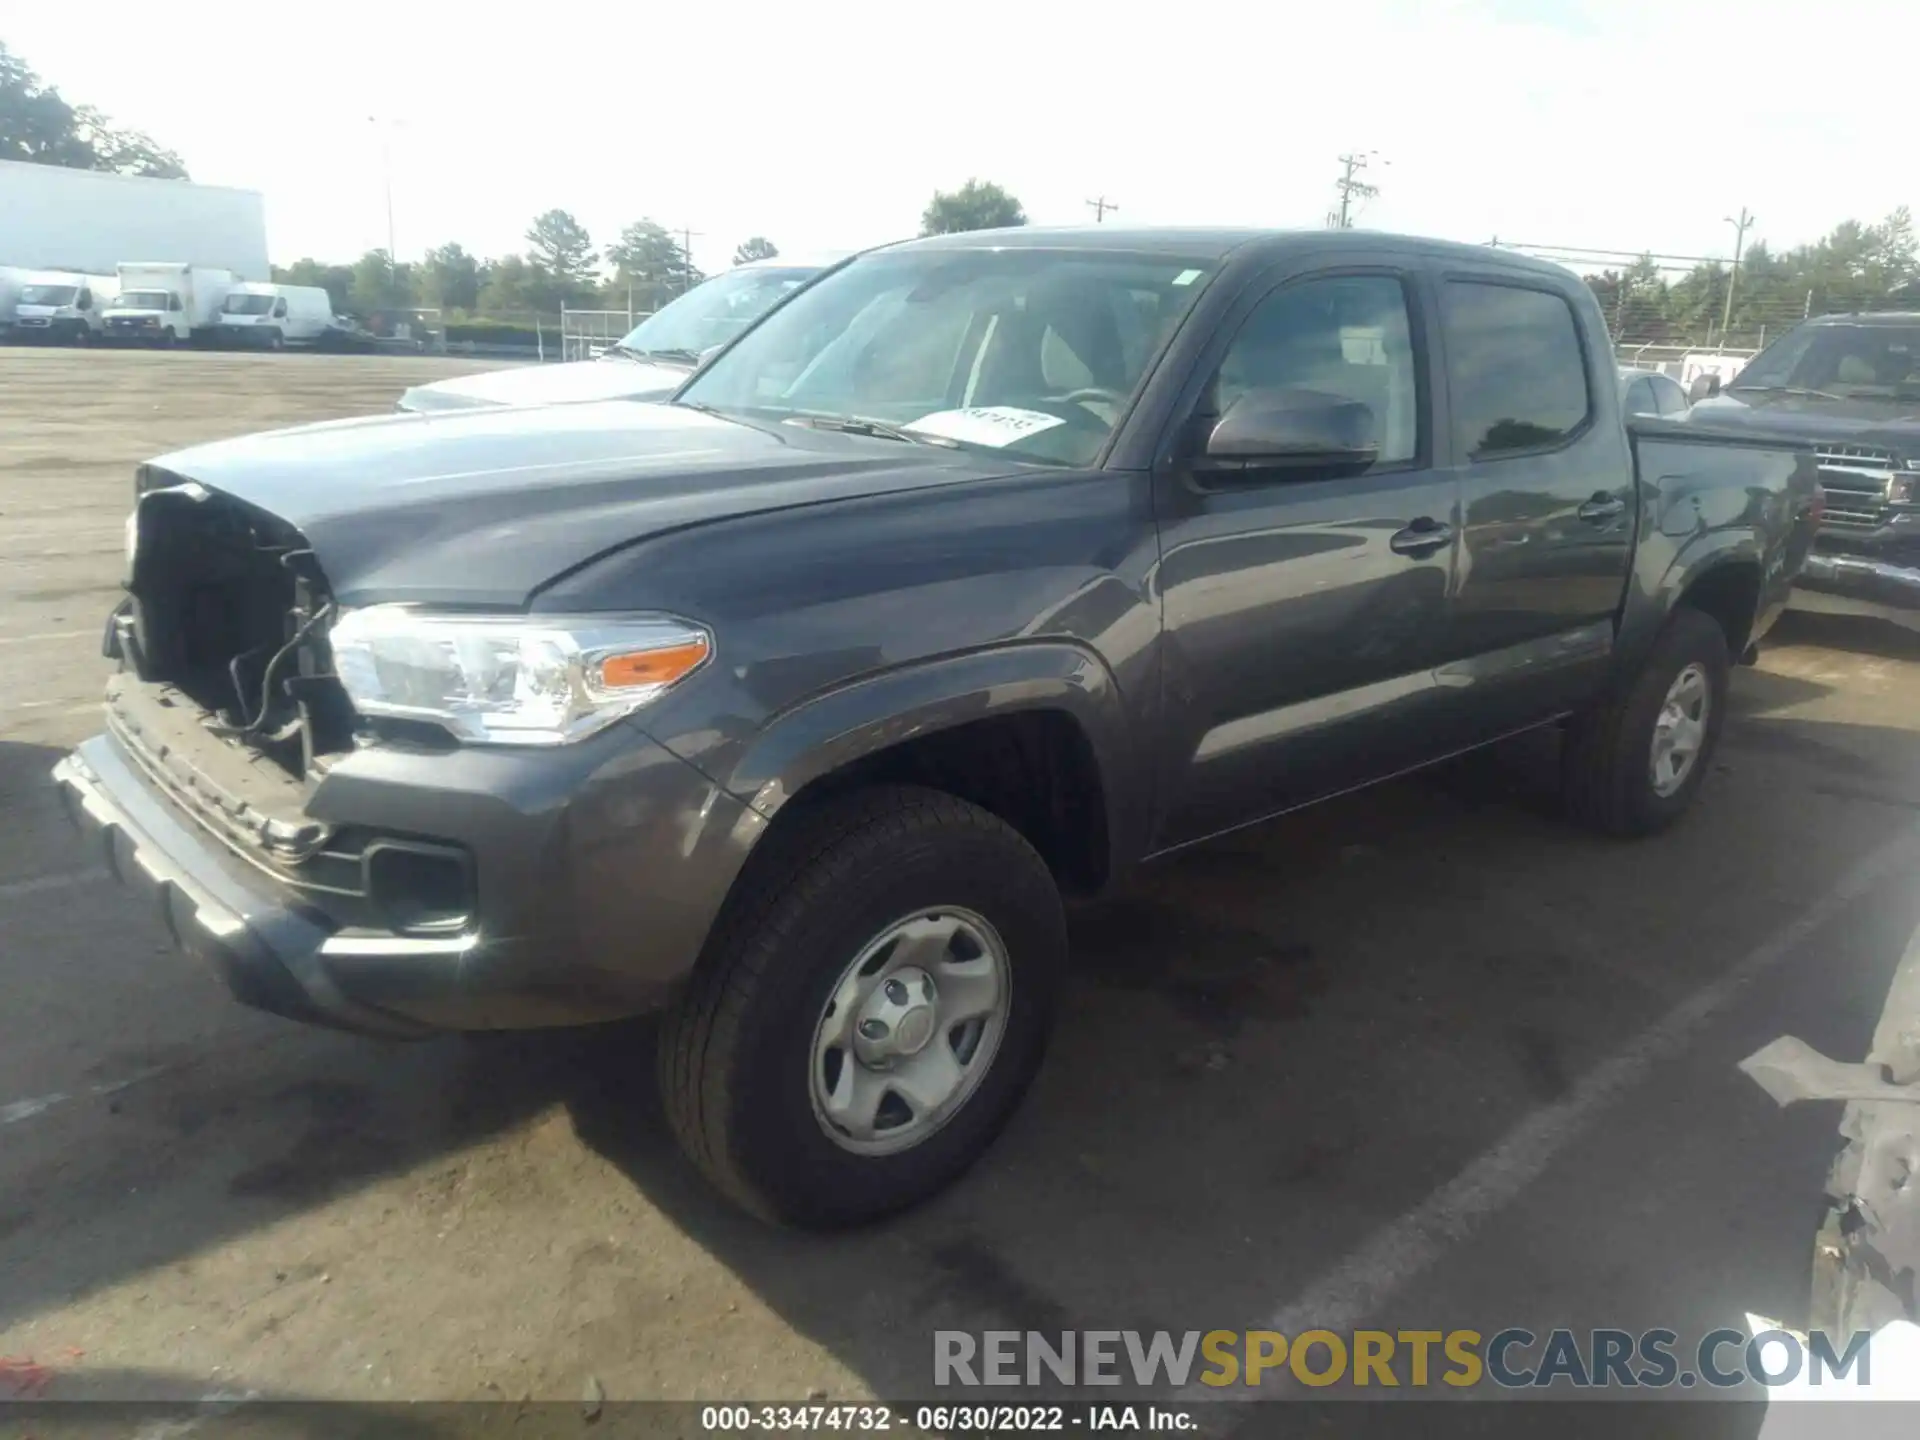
711, 642, 1142, 897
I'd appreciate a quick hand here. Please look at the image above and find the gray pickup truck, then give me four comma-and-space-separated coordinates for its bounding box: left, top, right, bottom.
55, 228, 1821, 1226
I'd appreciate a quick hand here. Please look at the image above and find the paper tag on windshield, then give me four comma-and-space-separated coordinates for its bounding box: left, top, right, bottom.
908, 407, 1066, 447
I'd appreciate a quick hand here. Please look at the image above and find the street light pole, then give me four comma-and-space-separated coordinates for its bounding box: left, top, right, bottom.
1720, 207, 1755, 346
367, 116, 399, 280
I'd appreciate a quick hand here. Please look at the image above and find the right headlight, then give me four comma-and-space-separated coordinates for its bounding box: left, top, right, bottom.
329, 606, 712, 746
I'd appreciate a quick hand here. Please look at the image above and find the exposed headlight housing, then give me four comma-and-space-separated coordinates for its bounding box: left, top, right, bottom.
328, 607, 711, 746
1891, 472, 1919, 505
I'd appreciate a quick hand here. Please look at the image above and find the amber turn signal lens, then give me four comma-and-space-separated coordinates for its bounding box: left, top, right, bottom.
598, 637, 710, 690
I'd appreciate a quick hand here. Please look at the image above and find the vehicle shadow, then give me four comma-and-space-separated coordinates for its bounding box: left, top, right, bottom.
556, 702, 1920, 1403
1771, 607, 1920, 662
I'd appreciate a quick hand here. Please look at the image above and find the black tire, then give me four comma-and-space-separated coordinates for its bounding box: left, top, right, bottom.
1562, 606, 1730, 836
156, 331, 177, 350
660, 784, 1066, 1227
265, 328, 285, 352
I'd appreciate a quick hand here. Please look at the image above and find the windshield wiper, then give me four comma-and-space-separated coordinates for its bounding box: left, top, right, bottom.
607, 344, 701, 366
781, 413, 955, 447
1727, 383, 1845, 401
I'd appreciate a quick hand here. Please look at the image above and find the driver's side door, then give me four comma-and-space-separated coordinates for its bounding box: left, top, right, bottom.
1151, 258, 1464, 851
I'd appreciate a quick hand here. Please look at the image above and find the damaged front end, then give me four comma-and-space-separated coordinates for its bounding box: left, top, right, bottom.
115, 469, 357, 785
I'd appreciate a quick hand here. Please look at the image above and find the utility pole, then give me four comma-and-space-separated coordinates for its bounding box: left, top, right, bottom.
1329, 151, 1382, 229
678, 226, 703, 295
1720, 207, 1755, 346
1085, 196, 1118, 223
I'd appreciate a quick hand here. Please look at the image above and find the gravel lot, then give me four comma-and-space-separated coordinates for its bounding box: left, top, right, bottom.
4, 348, 1920, 1418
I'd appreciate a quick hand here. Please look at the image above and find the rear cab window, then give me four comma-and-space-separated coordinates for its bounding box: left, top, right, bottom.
1440, 280, 1592, 459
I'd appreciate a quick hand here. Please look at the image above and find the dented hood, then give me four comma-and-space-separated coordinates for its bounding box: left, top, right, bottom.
143, 401, 1018, 608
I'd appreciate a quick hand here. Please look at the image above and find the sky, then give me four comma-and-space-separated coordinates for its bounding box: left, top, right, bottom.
5, 0, 1916, 276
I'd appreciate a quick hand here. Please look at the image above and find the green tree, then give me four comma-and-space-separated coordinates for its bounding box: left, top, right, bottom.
606, 219, 700, 309
348, 250, 413, 315
733, 236, 779, 265
920, 179, 1026, 235
274, 259, 356, 314
477, 255, 543, 316
419, 243, 481, 312
0, 42, 187, 177
525, 209, 597, 291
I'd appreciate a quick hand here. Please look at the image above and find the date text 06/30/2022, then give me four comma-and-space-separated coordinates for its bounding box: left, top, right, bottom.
700, 1405, 1195, 1431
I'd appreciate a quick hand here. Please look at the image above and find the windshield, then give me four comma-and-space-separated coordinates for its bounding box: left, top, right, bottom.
116, 290, 170, 310
222, 293, 274, 315
20, 285, 78, 306
614, 266, 820, 359
1734, 320, 1920, 398
678, 248, 1215, 466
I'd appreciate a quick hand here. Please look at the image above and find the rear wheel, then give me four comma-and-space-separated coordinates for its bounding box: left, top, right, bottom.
660, 785, 1066, 1227
1562, 607, 1730, 835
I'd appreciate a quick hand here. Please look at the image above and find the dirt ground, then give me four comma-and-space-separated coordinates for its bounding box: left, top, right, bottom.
4, 349, 1920, 1420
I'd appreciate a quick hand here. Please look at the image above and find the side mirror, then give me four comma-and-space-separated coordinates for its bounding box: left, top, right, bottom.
77, 291, 91, 311
1200, 388, 1379, 476
1689, 373, 1722, 402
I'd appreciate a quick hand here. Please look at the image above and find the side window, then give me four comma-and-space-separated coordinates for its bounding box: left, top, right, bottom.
1441, 281, 1590, 459
1211, 274, 1420, 465
76, 289, 91, 310
169, 293, 183, 312
273, 298, 288, 318
1624, 377, 1654, 416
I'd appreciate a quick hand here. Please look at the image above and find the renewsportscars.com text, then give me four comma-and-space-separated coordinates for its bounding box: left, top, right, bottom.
934, 1328, 1874, 1390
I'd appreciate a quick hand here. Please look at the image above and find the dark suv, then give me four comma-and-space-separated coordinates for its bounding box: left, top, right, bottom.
1690, 313, 1920, 622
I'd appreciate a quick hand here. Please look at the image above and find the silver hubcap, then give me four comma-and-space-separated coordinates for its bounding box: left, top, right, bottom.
1651, 662, 1710, 798
810, 908, 1010, 1156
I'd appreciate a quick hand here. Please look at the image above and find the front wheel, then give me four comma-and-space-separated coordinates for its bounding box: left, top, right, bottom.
156, 330, 177, 350
660, 785, 1066, 1227
1562, 607, 1730, 836
265, 328, 285, 352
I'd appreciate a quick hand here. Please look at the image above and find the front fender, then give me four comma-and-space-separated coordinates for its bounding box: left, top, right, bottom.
699, 641, 1144, 879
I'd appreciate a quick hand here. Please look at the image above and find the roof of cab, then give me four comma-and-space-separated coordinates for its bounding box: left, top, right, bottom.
888, 225, 1574, 277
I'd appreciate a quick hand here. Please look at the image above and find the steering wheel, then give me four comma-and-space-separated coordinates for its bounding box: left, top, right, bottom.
1060, 387, 1127, 409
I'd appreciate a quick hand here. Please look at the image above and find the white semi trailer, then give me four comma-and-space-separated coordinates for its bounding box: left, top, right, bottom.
0, 159, 267, 280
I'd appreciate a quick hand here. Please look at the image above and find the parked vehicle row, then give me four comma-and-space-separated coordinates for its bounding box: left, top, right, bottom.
4, 260, 352, 350
55, 226, 1822, 1228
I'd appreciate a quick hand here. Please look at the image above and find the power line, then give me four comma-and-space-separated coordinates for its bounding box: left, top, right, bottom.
1085, 196, 1118, 223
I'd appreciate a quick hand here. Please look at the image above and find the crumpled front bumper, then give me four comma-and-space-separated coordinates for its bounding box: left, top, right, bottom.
52, 713, 762, 1038
54, 735, 429, 1037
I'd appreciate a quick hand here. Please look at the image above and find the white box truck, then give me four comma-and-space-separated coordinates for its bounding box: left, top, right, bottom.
213, 283, 334, 349
103, 264, 239, 347
7, 270, 118, 344
0, 159, 267, 279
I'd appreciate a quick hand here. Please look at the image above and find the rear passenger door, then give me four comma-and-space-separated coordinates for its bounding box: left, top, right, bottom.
1437, 274, 1636, 736
1151, 259, 1462, 849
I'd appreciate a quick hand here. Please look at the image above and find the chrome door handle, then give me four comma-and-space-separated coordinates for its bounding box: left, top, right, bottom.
1389, 520, 1453, 557
1578, 494, 1626, 523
